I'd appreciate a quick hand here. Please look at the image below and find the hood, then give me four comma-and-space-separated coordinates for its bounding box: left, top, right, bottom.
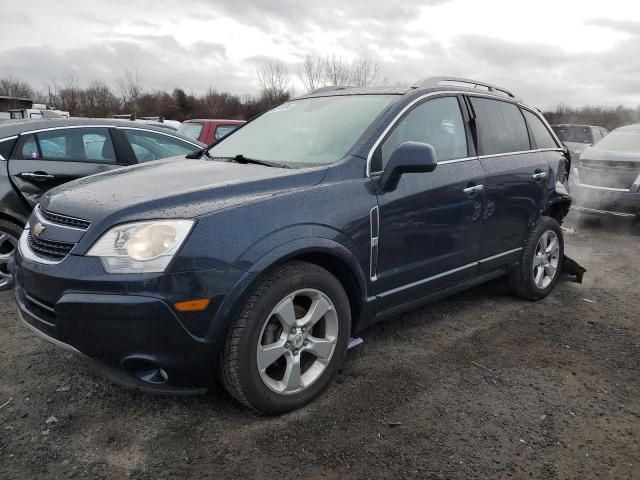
578, 146, 640, 163
40, 158, 327, 224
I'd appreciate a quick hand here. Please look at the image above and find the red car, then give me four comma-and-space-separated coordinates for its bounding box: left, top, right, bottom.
177, 119, 245, 145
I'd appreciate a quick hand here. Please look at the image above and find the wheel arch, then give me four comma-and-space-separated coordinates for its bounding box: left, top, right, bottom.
211, 238, 370, 341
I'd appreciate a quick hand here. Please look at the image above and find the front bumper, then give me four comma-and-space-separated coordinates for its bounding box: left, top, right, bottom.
569, 182, 640, 217
15, 241, 247, 393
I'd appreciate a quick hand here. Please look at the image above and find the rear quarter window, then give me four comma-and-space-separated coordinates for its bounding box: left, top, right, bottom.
470, 97, 530, 155
521, 109, 558, 149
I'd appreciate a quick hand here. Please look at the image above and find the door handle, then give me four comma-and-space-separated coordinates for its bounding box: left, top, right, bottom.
463, 184, 484, 194
19, 172, 55, 181
532, 172, 548, 181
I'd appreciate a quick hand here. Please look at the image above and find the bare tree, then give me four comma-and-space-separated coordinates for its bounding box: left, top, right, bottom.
117, 68, 143, 116
351, 58, 380, 87
297, 54, 324, 93
256, 60, 290, 103
323, 54, 353, 86
0, 73, 35, 98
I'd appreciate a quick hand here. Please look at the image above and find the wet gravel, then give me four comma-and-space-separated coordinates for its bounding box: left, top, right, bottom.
1, 214, 639, 479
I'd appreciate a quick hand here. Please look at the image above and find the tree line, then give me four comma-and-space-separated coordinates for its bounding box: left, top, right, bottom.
0, 55, 382, 121
3, 62, 640, 129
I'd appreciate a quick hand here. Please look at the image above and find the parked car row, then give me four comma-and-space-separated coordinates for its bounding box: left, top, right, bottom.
0, 118, 205, 289
551, 123, 640, 219
11, 77, 573, 413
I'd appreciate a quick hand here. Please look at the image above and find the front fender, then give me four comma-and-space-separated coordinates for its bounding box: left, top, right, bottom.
206, 236, 369, 343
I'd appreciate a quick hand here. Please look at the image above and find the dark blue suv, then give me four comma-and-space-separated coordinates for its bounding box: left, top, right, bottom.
14, 77, 571, 413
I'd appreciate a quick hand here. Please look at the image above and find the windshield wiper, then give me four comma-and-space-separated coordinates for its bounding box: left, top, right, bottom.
217, 154, 292, 169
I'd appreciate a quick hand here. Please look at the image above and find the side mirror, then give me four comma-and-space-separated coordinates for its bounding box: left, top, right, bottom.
378, 141, 437, 192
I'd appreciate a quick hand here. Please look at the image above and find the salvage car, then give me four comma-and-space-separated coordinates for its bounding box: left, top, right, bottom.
177, 119, 245, 145
0, 119, 204, 289
552, 124, 608, 159
569, 123, 640, 218
14, 77, 571, 413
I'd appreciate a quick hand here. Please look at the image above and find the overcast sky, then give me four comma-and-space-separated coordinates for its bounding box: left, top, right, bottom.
2, 0, 640, 108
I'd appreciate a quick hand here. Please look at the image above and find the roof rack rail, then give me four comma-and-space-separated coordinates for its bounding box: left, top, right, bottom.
412, 76, 516, 99
309, 85, 356, 94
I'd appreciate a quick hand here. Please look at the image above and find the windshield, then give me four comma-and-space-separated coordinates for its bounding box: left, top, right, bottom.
552, 125, 593, 144
593, 128, 640, 153
177, 122, 204, 140
209, 95, 397, 167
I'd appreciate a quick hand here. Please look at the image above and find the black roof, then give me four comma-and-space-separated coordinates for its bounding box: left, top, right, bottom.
0, 118, 204, 146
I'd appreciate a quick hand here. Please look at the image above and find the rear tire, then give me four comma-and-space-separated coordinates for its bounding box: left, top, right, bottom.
0, 220, 22, 291
509, 216, 564, 301
220, 261, 351, 414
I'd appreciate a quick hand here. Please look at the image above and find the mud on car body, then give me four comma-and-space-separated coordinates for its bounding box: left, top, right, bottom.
14, 77, 571, 414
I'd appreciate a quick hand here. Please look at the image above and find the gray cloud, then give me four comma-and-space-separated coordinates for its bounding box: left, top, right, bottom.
1, 0, 639, 108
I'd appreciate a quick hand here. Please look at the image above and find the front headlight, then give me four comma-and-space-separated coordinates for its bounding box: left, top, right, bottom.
86, 220, 194, 273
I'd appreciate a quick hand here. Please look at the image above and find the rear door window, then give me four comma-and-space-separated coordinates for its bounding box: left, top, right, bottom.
380, 96, 468, 168
521, 109, 558, 149
35, 128, 116, 163
470, 97, 530, 155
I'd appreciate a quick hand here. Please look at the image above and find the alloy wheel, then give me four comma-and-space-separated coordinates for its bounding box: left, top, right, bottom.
256, 288, 339, 395
0, 231, 18, 290
532, 230, 560, 289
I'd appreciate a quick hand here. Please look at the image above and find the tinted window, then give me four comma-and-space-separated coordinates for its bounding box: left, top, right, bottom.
36, 128, 116, 163
470, 98, 530, 155
124, 129, 197, 163
0, 138, 16, 159
522, 110, 558, 149
18, 134, 40, 159
215, 125, 239, 140
380, 96, 467, 168
177, 122, 203, 140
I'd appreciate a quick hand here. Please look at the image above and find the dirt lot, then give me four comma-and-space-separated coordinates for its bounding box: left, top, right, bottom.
1, 214, 639, 480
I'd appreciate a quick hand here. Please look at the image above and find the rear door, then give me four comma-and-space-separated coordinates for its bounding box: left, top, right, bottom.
7, 127, 123, 207
468, 96, 546, 271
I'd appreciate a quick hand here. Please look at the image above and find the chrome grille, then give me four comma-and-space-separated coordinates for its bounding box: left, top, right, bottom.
39, 207, 90, 230
27, 233, 75, 260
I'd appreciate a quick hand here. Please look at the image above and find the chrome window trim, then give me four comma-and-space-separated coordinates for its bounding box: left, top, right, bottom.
20, 125, 115, 135
376, 247, 522, 297
0, 135, 19, 161
117, 126, 202, 148
366, 90, 562, 176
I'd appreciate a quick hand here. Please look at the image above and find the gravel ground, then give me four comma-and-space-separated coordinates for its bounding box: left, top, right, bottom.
1, 214, 639, 480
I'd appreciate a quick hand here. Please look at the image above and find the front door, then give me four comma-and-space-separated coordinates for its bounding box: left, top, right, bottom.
8, 127, 123, 207
372, 95, 485, 310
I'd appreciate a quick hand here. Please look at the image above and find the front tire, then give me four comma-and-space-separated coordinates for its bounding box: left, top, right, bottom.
509, 216, 564, 301
220, 261, 351, 414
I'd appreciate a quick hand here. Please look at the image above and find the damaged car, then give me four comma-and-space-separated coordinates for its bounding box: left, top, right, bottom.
14, 77, 572, 414
569, 124, 640, 218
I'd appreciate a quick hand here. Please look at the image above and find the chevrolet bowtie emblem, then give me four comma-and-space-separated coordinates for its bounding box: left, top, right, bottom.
32, 223, 46, 237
